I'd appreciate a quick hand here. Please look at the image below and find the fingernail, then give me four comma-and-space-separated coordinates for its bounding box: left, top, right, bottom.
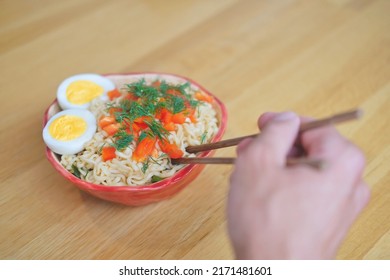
273, 111, 297, 121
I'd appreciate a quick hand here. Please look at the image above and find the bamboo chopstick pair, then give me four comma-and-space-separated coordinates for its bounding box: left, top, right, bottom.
171, 109, 362, 169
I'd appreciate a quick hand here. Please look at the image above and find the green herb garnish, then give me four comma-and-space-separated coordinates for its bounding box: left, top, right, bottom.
151, 175, 164, 183
144, 119, 169, 140
98, 143, 106, 153
138, 131, 148, 143
171, 96, 185, 114
189, 99, 200, 108
141, 160, 149, 173
113, 130, 134, 151
200, 130, 208, 144
71, 164, 81, 179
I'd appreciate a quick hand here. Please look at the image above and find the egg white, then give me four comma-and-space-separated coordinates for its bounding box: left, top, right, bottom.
43, 109, 97, 155
57, 73, 115, 110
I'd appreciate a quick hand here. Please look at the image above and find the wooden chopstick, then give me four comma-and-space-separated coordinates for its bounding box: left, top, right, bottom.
185, 108, 362, 154
171, 157, 327, 169
173, 109, 362, 169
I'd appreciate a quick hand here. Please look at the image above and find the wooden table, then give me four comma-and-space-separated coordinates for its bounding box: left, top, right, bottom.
1, 0, 389, 260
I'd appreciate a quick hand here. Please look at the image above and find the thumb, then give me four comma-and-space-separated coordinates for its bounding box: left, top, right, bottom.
255, 111, 300, 166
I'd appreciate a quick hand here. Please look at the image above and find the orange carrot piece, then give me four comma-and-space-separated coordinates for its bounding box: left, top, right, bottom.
158, 139, 184, 159
102, 146, 116, 161
187, 108, 197, 123
195, 91, 213, 103
99, 115, 116, 129
151, 80, 161, 88
122, 117, 148, 134
130, 123, 141, 134
107, 89, 121, 100
172, 112, 186, 124
189, 114, 197, 123
123, 92, 138, 101
166, 88, 181, 96
132, 137, 157, 162
134, 116, 152, 130
102, 123, 120, 136
156, 108, 172, 124
151, 148, 159, 159
163, 122, 176, 131
181, 106, 196, 123
154, 110, 162, 120
162, 109, 172, 124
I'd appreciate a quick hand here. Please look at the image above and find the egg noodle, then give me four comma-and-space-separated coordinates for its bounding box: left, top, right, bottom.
60, 78, 219, 186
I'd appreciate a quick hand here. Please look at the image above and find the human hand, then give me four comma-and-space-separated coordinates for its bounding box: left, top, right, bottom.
227, 112, 370, 259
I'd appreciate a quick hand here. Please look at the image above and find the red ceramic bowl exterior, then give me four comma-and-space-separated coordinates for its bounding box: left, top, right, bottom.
44, 72, 227, 206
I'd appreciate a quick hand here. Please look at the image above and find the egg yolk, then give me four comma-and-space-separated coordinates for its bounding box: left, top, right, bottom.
66, 80, 104, 105
49, 115, 87, 141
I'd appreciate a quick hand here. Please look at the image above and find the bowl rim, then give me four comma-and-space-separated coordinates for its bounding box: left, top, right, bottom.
44, 71, 227, 193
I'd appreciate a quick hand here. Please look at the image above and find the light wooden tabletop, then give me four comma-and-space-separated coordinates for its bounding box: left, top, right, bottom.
1, 0, 389, 260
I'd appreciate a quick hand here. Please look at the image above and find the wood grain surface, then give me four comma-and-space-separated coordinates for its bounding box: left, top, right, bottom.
0, 0, 389, 260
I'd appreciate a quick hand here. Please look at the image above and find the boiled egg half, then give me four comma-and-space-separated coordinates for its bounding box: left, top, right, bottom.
43, 109, 97, 155
57, 73, 115, 110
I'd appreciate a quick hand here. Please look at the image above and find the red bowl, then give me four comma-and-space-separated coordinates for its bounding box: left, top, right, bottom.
43, 72, 227, 206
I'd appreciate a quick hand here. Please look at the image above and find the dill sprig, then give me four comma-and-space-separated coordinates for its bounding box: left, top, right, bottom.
142, 156, 163, 174
71, 164, 81, 179
141, 159, 149, 173
98, 143, 106, 153
71, 164, 91, 180
159, 80, 169, 94
172, 82, 190, 96
113, 130, 134, 151
171, 95, 186, 114
128, 101, 151, 120
189, 99, 200, 108
144, 119, 169, 140
148, 156, 162, 165
126, 78, 161, 101
138, 131, 148, 144
151, 175, 163, 183
200, 130, 208, 144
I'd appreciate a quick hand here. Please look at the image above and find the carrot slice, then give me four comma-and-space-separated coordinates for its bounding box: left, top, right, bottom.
187, 108, 197, 123
102, 123, 120, 136
99, 115, 116, 129
151, 148, 159, 158
132, 136, 157, 162
195, 91, 213, 103
158, 108, 172, 124
130, 122, 141, 134
102, 146, 116, 161
107, 89, 121, 100
134, 116, 152, 130
166, 88, 181, 96
158, 139, 184, 159
180, 106, 197, 123
123, 92, 138, 101
163, 122, 176, 131
172, 112, 186, 124
151, 80, 161, 88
